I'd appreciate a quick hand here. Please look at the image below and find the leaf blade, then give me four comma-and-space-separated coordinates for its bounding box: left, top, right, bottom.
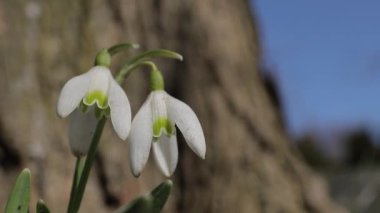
151, 179, 173, 213
36, 199, 50, 213
4, 168, 31, 213
114, 195, 153, 213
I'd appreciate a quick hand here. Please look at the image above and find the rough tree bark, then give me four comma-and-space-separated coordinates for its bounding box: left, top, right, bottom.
0, 0, 345, 212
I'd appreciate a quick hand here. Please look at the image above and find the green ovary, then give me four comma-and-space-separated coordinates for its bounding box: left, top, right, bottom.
153, 117, 174, 137
83, 90, 108, 109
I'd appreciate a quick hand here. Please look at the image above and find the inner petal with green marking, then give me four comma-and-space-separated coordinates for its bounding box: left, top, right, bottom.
83, 90, 108, 109
153, 117, 174, 138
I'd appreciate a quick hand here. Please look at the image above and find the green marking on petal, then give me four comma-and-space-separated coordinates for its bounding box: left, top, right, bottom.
153, 117, 174, 137
83, 90, 108, 109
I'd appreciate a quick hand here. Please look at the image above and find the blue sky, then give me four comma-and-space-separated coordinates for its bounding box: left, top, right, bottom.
251, 1, 380, 137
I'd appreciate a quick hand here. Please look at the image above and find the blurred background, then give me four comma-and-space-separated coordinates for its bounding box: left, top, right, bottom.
0, 0, 378, 212
253, 0, 380, 212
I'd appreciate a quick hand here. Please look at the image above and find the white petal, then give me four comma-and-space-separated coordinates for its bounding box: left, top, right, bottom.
128, 95, 153, 177
57, 71, 91, 117
167, 95, 206, 159
87, 66, 111, 94
83, 66, 112, 108
152, 134, 178, 177
69, 107, 98, 156
151, 90, 169, 122
108, 77, 131, 140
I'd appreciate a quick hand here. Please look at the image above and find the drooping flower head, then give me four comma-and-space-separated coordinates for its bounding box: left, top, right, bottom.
57, 50, 131, 156
128, 69, 206, 177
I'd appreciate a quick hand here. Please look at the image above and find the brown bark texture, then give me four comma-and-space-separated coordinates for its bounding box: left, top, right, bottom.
0, 0, 345, 212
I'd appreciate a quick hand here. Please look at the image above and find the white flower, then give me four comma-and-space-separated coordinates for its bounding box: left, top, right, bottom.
128, 90, 206, 177
57, 66, 131, 155
68, 107, 98, 156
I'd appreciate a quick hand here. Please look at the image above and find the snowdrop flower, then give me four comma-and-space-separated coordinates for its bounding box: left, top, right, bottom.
57, 64, 131, 156
128, 69, 206, 177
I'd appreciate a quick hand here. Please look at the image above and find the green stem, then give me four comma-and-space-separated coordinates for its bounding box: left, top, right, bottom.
141, 61, 158, 71
127, 49, 182, 65
115, 49, 182, 85
116, 60, 159, 84
115, 61, 143, 84
67, 157, 85, 213
67, 117, 107, 213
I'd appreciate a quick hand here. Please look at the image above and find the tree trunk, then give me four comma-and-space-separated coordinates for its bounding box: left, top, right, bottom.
0, 0, 345, 212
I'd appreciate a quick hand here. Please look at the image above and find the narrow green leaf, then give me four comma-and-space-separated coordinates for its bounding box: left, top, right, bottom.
36, 199, 50, 213
114, 195, 153, 213
108, 43, 140, 55
150, 180, 173, 213
4, 168, 31, 213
